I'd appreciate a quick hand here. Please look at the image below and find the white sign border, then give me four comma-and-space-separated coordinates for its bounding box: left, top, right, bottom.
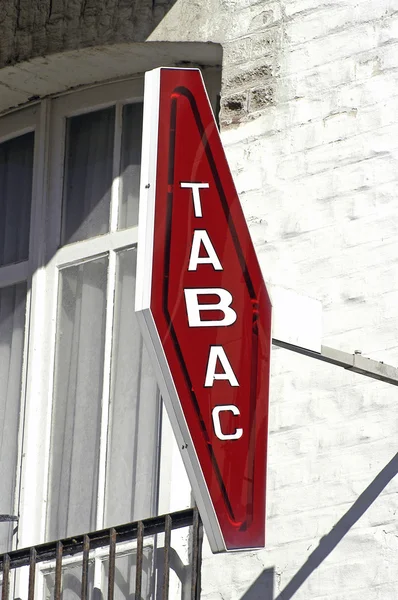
135, 67, 226, 554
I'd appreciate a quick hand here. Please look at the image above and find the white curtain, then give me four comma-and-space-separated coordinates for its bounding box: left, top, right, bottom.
47, 106, 160, 541
44, 561, 95, 600
0, 283, 27, 553
47, 258, 107, 540
0, 131, 32, 552
102, 548, 153, 600
119, 102, 143, 230
105, 248, 160, 527
62, 107, 115, 244
0, 132, 33, 265
48, 107, 115, 539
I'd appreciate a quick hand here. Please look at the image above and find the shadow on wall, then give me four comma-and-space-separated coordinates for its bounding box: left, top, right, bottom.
243, 568, 274, 600
242, 452, 398, 600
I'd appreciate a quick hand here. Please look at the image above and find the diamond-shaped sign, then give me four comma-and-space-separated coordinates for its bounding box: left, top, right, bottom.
136, 68, 272, 552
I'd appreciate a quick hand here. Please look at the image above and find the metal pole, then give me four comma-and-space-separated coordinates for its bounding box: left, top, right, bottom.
272, 339, 398, 387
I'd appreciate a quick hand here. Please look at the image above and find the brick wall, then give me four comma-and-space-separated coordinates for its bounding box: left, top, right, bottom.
0, 0, 175, 68
154, 1, 398, 598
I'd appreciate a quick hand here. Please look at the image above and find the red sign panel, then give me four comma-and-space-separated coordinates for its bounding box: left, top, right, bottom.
136, 68, 272, 552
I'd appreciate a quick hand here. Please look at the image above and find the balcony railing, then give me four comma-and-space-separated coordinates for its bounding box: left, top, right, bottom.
0, 508, 203, 600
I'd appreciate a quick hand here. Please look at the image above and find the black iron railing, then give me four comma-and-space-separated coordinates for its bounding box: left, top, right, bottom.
0, 508, 203, 600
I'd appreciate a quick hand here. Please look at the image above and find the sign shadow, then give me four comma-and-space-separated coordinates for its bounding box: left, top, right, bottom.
241, 452, 398, 600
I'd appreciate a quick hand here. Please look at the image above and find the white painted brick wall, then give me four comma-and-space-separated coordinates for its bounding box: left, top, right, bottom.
152, 0, 398, 597
2, 0, 397, 597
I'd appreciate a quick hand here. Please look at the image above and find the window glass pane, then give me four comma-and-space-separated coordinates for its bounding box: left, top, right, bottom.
47, 257, 108, 540
0, 282, 27, 553
105, 247, 159, 527
44, 562, 95, 600
118, 103, 143, 230
62, 108, 115, 245
0, 132, 34, 265
102, 548, 153, 600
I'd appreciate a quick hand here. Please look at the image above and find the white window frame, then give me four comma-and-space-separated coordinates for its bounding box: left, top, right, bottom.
6, 77, 161, 600
18, 77, 159, 553
0, 104, 41, 553
0, 69, 220, 592
0, 66, 220, 600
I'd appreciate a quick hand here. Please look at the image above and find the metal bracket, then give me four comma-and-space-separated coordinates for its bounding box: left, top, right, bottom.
272, 339, 398, 387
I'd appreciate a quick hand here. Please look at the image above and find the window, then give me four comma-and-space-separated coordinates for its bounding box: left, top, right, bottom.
45, 83, 160, 542
0, 69, 220, 570
0, 106, 37, 554
0, 79, 162, 556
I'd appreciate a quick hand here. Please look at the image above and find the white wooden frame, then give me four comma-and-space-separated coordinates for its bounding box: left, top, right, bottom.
12, 77, 159, 599
0, 104, 40, 553
17, 80, 152, 558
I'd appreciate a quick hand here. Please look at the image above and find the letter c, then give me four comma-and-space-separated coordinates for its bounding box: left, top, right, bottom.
212, 405, 243, 441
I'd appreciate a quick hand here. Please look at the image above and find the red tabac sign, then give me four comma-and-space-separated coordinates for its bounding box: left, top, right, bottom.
136, 68, 272, 552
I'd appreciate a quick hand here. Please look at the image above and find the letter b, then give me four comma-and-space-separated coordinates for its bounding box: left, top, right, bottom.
184, 288, 237, 327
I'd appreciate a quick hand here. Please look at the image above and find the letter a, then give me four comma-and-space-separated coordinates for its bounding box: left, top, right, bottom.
188, 230, 223, 271
204, 346, 239, 387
